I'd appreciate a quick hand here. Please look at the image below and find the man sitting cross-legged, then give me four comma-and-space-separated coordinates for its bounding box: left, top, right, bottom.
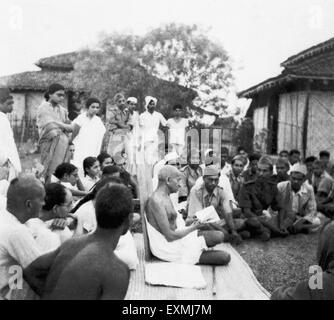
277, 163, 322, 234
188, 165, 244, 244
238, 156, 287, 241
145, 165, 231, 266
24, 183, 132, 300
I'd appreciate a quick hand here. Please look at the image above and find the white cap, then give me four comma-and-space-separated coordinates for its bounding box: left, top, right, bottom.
127, 97, 137, 104
290, 163, 307, 176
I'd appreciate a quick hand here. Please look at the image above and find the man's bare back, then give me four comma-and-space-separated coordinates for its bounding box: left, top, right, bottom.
42, 234, 129, 300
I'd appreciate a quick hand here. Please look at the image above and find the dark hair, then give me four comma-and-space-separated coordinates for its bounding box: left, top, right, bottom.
313, 159, 324, 168
276, 157, 290, 169
173, 104, 183, 111
44, 83, 65, 101
237, 146, 246, 153
305, 156, 317, 164
289, 149, 301, 156
54, 163, 77, 180
95, 183, 133, 229
319, 150, 330, 158
102, 165, 121, 176
43, 183, 67, 211
279, 150, 289, 156
97, 152, 112, 166
86, 97, 101, 109
221, 147, 229, 155
70, 177, 122, 214
249, 153, 261, 162
83, 157, 98, 176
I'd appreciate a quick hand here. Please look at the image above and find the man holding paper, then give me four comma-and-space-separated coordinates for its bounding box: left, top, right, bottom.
187, 166, 243, 244
145, 165, 231, 265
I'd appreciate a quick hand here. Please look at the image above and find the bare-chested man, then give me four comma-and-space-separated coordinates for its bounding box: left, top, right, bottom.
24, 183, 132, 300
145, 165, 230, 265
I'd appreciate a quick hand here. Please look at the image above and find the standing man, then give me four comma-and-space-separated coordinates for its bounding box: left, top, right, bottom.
139, 96, 167, 165
243, 153, 261, 182
106, 93, 131, 158
288, 150, 301, 167
319, 150, 334, 177
167, 104, 189, 157
220, 147, 232, 175
126, 97, 140, 176
0, 88, 21, 181
273, 158, 290, 183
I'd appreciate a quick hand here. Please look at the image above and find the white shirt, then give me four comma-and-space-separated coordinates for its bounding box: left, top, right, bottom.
0, 210, 42, 294
25, 218, 61, 253
167, 118, 189, 145
0, 112, 21, 174
139, 111, 167, 143
81, 175, 99, 192
220, 163, 232, 176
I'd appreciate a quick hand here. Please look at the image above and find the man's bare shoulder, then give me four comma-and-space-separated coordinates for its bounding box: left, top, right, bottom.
45, 245, 129, 300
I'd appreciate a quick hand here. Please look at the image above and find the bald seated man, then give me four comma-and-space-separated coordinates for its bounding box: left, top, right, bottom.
24, 183, 132, 300
0, 175, 46, 299
145, 165, 230, 265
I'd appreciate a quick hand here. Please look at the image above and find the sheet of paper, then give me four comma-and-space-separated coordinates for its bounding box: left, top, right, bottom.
195, 206, 220, 223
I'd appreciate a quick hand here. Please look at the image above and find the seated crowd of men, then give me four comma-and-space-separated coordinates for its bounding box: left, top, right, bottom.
1, 145, 334, 300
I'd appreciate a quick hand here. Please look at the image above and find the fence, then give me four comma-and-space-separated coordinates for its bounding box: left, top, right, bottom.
9, 115, 39, 148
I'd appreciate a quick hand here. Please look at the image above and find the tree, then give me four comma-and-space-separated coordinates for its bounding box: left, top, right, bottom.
139, 23, 234, 115
73, 23, 233, 117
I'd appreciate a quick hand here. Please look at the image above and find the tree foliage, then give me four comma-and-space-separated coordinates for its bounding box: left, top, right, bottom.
73, 23, 233, 118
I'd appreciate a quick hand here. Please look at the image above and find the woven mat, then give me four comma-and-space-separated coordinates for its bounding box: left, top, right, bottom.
125, 234, 270, 300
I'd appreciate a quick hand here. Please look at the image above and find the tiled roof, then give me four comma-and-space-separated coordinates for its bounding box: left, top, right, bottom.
238, 37, 334, 99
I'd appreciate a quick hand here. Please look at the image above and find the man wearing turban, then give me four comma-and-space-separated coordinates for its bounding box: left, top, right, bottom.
138, 96, 167, 165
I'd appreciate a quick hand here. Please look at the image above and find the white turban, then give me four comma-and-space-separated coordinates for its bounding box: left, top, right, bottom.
127, 97, 138, 104
144, 96, 157, 110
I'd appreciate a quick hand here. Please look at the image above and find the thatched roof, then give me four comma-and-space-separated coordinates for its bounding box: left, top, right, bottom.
0, 70, 85, 92
238, 36, 334, 99
35, 52, 78, 71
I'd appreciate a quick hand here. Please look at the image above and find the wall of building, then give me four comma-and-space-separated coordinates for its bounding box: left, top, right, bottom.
277, 92, 307, 153
8, 91, 70, 121
8, 93, 25, 121
307, 91, 334, 157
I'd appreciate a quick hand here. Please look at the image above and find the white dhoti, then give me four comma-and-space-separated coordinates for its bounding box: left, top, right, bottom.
145, 215, 207, 265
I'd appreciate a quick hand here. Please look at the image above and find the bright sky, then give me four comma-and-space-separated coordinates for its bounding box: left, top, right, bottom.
0, 0, 334, 111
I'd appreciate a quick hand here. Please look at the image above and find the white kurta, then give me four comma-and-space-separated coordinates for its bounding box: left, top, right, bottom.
0, 112, 21, 179
139, 111, 167, 165
72, 113, 106, 171
167, 118, 189, 146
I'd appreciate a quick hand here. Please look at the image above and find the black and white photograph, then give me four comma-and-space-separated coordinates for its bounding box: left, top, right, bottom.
0, 0, 334, 304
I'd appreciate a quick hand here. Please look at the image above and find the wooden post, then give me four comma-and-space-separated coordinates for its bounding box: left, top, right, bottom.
20, 93, 28, 145
302, 82, 311, 158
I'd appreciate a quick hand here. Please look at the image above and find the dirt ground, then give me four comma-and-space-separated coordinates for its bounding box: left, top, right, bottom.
234, 233, 318, 294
